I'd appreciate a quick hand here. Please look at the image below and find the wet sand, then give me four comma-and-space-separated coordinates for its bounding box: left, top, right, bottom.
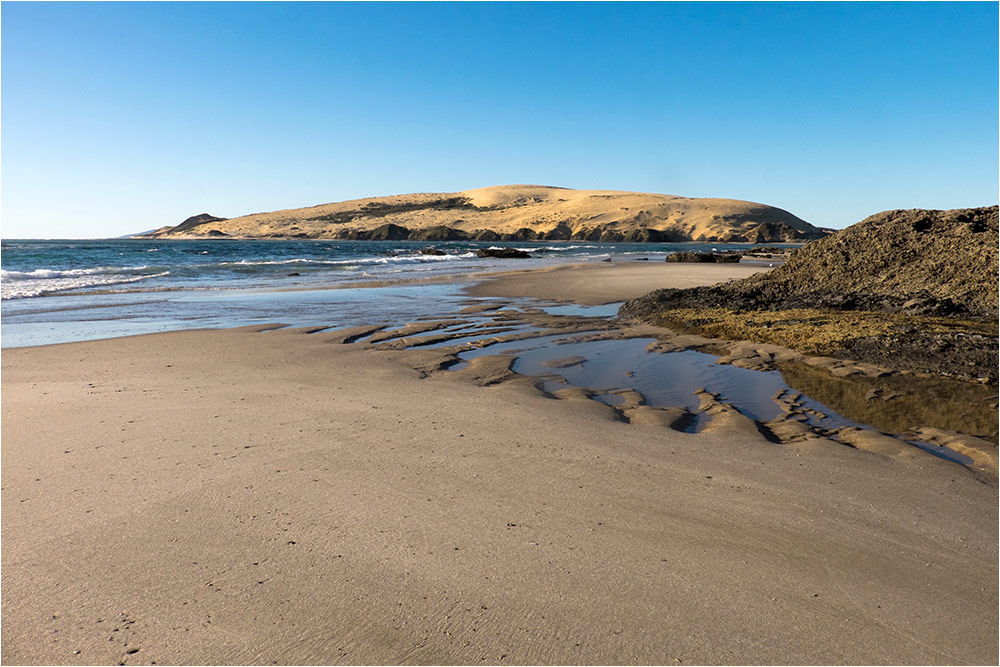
2, 263, 997, 665
465, 261, 771, 304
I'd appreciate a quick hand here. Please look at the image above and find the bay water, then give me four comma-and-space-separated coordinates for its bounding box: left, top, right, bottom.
1, 239, 772, 347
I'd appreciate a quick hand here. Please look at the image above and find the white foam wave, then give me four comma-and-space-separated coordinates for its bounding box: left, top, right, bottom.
215, 253, 478, 268
1, 265, 153, 280
1, 271, 170, 300
484, 245, 600, 253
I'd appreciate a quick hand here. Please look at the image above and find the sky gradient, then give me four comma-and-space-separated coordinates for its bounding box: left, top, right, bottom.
2, 1, 998, 238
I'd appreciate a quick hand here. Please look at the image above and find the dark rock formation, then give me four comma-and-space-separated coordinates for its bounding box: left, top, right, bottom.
503, 228, 539, 241
619, 206, 999, 382
665, 252, 741, 263
624, 206, 999, 321
338, 223, 412, 240
407, 226, 470, 241
367, 223, 412, 240
419, 247, 447, 256
622, 228, 673, 243
665, 251, 716, 263
476, 247, 531, 259
540, 222, 574, 241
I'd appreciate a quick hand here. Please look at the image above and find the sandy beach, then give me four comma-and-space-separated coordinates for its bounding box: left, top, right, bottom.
464, 261, 771, 304
2, 262, 997, 666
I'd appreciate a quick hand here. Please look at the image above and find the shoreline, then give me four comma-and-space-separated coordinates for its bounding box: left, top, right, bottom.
1, 261, 774, 349
3, 261, 997, 665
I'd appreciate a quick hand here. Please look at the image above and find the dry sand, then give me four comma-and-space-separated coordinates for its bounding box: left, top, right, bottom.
2, 264, 997, 666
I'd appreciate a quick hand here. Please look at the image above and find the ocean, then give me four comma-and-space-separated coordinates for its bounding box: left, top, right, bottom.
1, 238, 775, 347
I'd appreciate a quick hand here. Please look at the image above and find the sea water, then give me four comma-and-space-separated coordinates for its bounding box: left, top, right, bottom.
1, 239, 778, 347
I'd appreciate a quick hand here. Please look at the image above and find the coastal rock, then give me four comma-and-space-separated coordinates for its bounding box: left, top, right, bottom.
625, 206, 999, 320
419, 247, 447, 256
665, 250, 743, 264
621, 228, 685, 242
665, 251, 741, 263
408, 226, 469, 241
619, 206, 1000, 382
503, 227, 539, 241
476, 247, 531, 259
338, 223, 411, 240
540, 222, 573, 241
666, 252, 717, 263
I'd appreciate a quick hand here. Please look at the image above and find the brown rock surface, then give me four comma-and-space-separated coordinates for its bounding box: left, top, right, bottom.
619, 206, 1000, 381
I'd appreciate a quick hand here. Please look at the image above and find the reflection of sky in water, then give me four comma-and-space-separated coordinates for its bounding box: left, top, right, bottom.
511, 339, 789, 421
907, 441, 974, 465
537, 302, 624, 318
4, 277, 990, 467
2, 283, 475, 348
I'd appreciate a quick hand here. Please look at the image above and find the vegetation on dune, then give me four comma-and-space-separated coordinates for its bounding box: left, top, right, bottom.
306, 196, 521, 225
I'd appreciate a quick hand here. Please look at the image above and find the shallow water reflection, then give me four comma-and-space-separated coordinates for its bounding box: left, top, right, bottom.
512, 339, 801, 423
778, 362, 999, 441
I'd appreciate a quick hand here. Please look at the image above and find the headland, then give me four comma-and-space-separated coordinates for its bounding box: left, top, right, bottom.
137, 184, 828, 243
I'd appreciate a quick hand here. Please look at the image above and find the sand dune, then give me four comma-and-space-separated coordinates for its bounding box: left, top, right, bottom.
141, 184, 827, 243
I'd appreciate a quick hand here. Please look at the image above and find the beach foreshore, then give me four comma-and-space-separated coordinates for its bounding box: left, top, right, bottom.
258, 259, 773, 302
2, 263, 997, 666
463, 261, 770, 304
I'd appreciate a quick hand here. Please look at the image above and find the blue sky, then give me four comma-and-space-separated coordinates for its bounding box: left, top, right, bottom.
2, 1, 997, 238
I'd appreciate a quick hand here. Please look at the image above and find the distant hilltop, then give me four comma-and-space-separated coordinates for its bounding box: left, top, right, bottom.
136, 185, 829, 243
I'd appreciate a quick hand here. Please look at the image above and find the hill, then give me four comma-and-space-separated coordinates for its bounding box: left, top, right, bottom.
136, 185, 826, 243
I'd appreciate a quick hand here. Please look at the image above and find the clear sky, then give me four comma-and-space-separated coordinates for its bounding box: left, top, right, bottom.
2, 1, 997, 238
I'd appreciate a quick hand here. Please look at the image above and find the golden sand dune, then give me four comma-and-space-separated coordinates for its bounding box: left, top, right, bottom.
143, 185, 827, 242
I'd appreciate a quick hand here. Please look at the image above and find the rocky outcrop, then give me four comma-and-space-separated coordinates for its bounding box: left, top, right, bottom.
619, 206, 999, 383
476, 247, 531, 259
623, 206, 999, 321
406, 226, 470, 241
665, 252, 742, 263
338, 223, 411, 240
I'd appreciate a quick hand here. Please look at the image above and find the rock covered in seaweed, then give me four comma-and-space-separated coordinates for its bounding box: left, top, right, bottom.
622, 206, 999, 321
476, 247, 531, 259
